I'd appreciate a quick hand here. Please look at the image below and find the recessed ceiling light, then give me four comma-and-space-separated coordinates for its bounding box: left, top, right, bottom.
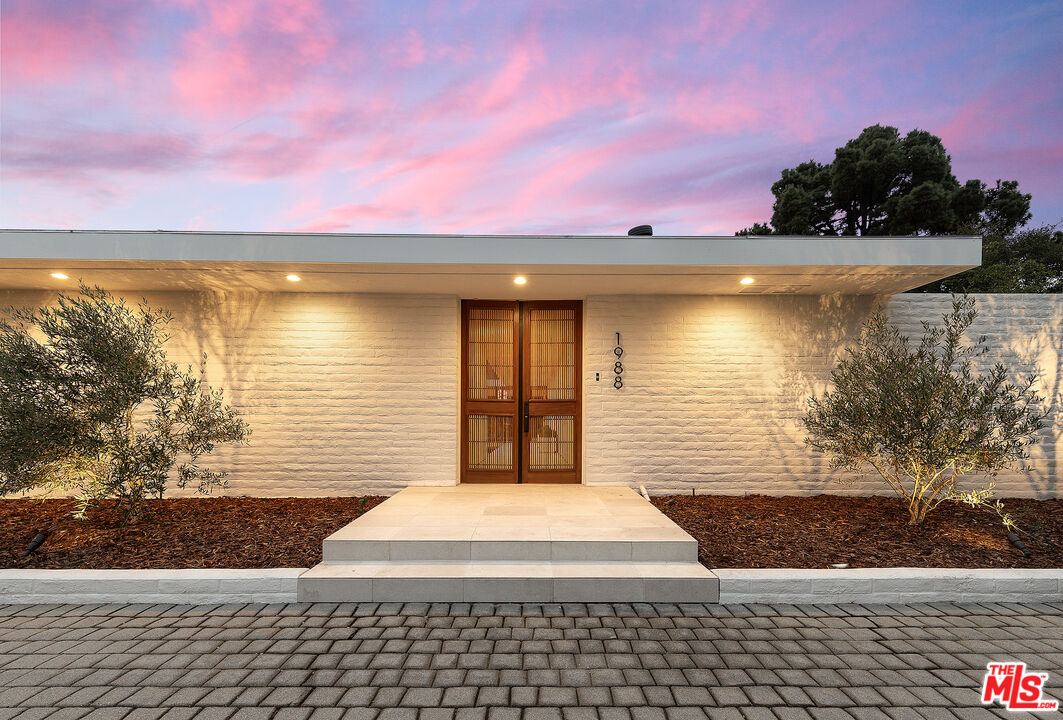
286, 274, 301, 282
513, 276, 527, 285
739, 277, 755, 285
50, 272, 69, 280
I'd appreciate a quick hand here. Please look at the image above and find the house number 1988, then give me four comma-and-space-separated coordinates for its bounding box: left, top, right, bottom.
613, 332, 624, 389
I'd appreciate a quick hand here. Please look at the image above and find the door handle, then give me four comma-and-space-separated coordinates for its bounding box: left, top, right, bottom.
523, 401, 530, 433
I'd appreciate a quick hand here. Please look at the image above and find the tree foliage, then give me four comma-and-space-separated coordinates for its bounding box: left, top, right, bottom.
803, 296, 1047, 525
0, 285, 250, 522
928, 225, 1063, 293
735, 124, 1058, 292
739, 125, 1032, 237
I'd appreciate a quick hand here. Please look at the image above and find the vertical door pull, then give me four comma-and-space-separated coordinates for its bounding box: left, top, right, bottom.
523, 401, 530, 433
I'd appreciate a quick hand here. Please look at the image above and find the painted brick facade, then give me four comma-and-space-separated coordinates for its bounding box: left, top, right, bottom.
1, 290, 1058, 498
0, 291, 460, 496
166, 292, 460, 495
584, 293, 1061, 497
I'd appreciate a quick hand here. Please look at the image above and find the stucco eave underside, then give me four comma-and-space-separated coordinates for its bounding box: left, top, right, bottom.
0, 260, 978, 297
0, 231, 980, 296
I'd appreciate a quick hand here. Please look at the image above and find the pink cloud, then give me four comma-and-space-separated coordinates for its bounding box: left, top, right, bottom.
0, 1, 143, 86
170, 0, 342, 117
653, 1, 768, 48
214, 132, 326, 178
937, 74, 1055, 154
805, 1, 898, 56
3, 2, 1060, 233
4, 130, 199, 179
475, 43, 539, 114
388, 29, 427, 67
354, 35, 667, 221
507, 126, 695, 217
295, 202, 418, 232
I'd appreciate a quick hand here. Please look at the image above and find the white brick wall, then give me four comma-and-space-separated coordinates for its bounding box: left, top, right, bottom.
0, 290, 459, 496
1, 290, 1058, 498
583, 294, 1062, 497
882, 295, 1061, 498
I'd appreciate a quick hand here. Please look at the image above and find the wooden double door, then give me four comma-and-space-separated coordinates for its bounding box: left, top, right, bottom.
461, 300, 582, 483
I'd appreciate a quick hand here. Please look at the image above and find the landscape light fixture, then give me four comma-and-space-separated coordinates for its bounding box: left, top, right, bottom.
513, 276, 527, 285
286, 274, 301, 282
740, 277, 755, 285
50, 272, 69, 280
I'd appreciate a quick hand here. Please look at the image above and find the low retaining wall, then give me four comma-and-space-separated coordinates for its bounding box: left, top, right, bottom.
0, 569, 304, 604
2, 567, 1060, 605
716, 568, 1063, 604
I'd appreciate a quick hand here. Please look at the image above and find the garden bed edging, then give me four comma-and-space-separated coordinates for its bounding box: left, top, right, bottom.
715, 567, 1063, 604
2, 567, 1061, 605
0, 568, 305, 605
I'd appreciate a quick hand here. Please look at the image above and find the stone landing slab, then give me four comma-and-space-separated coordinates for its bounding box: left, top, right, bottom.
298, 485, 719, 602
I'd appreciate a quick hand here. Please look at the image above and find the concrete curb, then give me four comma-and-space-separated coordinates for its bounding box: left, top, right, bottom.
715, 567, 1063, 604
0, 568, 305, 604
2, 567, 1061, 605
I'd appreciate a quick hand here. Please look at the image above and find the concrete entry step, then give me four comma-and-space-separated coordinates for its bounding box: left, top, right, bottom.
298, 561, 719, 602
324, 537, 695, 563
322, 485, 697, 563
300, 485, 717, 602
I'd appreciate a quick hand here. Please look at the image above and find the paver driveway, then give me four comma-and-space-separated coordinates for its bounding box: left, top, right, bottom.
0, 602, 1060, 720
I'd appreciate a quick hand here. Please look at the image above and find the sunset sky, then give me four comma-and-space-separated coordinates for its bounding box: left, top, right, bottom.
2, 0, 1061, 236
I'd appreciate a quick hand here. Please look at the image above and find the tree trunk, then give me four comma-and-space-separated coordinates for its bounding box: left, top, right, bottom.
123, 404, 145, 524
126, 500, 144, 525
908, 499, 930, 525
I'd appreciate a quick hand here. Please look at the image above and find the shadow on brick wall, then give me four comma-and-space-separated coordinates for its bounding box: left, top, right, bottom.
764, 294, 875, 496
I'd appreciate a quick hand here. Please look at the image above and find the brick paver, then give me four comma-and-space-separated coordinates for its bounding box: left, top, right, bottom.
0, 602, 1060, 720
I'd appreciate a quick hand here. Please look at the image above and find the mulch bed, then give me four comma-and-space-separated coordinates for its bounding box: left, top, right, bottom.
653, 494, 1063, 569
2, 494, 1060, 570
0, 497, 385, 569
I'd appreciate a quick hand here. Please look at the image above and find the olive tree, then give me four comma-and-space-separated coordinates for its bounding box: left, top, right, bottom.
803, 296, 1047, 525
0, 285, 250, 522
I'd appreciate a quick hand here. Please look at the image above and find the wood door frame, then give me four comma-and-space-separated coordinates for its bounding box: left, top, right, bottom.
460, 299, 582, 484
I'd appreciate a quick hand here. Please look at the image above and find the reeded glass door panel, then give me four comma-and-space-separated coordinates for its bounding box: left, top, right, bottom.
527, 415, 575, 471
462, 301, 520, 483
467, 415, 515, 471
467, 306, 516, 401
521, 301, 582, 483
527, 307, 575, 400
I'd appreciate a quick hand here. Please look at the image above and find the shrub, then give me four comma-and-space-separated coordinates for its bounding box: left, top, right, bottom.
0, 284, 250, 522
803, 295, 1047, 525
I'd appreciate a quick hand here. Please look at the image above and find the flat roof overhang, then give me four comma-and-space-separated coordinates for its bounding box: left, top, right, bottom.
0, 230, 981, 297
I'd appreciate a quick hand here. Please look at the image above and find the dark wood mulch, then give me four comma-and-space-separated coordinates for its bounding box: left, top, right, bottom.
3, 494, 1060, 570
0, 497, 385, 569
653, 494, 1063, 569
